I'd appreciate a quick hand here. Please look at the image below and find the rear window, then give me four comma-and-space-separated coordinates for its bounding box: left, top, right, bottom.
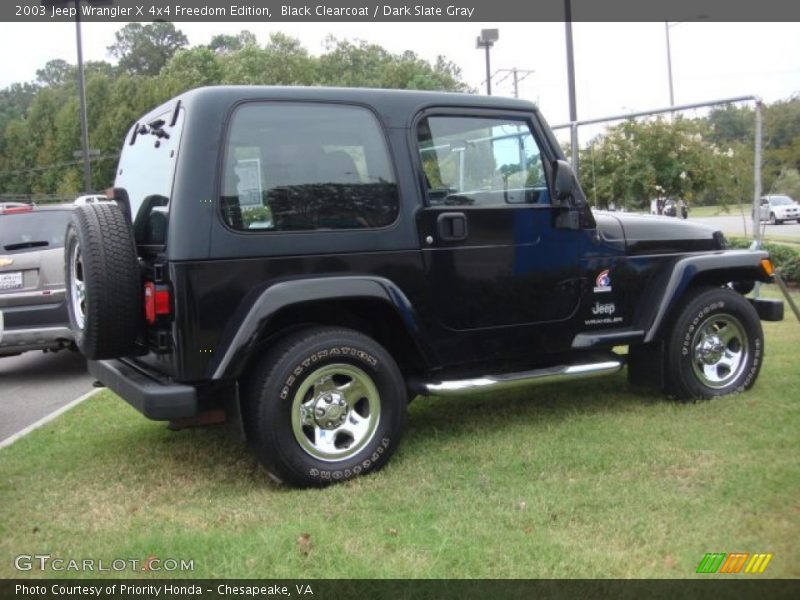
115, 106, 185, 229
220, 103, 399, 232
0, 210, 71, 254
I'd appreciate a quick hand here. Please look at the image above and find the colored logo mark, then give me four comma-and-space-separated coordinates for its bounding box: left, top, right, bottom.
696, 552, 773, 574
594, 269, 612, 293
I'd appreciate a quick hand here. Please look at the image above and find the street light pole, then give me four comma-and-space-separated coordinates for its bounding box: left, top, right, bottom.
476, 29, 499, 96
74, 0, 92, 193
484, 43, 492, 96
665, 21, 675, 107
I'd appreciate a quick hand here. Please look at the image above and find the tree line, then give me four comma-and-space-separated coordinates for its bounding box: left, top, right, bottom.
578, 98, 800, 211
0, 23, 467, 196
0, 21, 797, 208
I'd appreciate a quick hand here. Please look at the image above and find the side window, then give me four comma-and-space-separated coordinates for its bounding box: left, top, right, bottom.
417, 116, 549, 207
221, 103, 399, 232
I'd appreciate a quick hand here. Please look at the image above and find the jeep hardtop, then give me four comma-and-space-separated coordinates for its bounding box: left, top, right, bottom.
65, 86, 784, 486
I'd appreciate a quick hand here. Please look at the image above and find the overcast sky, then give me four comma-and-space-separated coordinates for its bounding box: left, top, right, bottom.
1, 21, 798, 137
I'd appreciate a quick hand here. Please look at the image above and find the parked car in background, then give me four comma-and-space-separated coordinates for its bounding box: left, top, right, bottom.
651, 198, 688, 219
0, 204, 75, 357
0, 202, 30, 211
756, 195, 799, 224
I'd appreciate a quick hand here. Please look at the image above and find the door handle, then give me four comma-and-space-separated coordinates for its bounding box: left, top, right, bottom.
436, 212, 468, 241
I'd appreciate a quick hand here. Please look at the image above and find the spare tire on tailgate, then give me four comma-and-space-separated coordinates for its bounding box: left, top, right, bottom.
65, 203, 142, 359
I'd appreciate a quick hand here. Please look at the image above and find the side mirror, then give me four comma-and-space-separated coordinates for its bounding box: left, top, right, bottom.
553, 159, 578, 205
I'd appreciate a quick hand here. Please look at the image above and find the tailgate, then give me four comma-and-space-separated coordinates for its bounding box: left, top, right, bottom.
0, 247, 66, 308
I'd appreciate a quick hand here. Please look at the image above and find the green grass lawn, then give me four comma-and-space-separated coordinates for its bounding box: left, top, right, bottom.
689, 205, 734, 218
1, 295, 799, 579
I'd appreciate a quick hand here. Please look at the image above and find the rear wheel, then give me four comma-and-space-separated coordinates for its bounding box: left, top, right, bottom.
244, 327, 407, 487
65, 203, 142, 359
664, 287, 763, 400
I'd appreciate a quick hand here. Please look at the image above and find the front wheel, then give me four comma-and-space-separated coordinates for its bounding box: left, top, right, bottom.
244, 327, 407, 487
665, 287, 763, 400
769, 212, 782, 225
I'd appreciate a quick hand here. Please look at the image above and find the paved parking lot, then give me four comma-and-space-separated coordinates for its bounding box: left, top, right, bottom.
0, 350, 93, 444
690, 214, 800, 239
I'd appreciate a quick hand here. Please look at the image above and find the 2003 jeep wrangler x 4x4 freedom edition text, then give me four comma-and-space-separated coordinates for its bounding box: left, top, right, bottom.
65, 86, 784, 487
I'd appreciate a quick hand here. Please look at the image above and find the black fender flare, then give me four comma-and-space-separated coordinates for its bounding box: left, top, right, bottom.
206, 276, 432, 379
639, 250, 772, 343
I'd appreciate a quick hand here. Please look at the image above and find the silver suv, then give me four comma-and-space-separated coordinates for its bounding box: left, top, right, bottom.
0, 204, 75, 357
757, 194, 800, 225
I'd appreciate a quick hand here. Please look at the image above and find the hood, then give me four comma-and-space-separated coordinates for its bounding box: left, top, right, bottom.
594, 211, 724, 255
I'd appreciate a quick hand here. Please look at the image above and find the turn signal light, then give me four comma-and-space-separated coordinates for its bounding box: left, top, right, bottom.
144, 281, 171, 324
760, 258, 775, 277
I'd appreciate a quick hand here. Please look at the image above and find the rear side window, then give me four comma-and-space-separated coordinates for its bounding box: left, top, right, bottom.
0, 210, 71, 254
220, 103, 399, 232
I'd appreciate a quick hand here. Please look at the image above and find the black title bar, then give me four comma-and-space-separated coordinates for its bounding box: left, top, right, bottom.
4, 0, 800, 22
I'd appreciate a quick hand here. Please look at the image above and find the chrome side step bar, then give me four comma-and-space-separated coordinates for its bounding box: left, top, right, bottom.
412, 358, 624, 397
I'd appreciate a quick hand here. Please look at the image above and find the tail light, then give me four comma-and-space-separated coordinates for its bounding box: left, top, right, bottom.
144, 281, 171, 324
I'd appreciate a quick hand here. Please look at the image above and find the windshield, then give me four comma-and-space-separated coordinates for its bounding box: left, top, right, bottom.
0, 210, 71, 254
770, 196, 795, 205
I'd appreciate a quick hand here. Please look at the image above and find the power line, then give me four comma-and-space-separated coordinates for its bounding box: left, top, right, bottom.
493, 68, 535, 98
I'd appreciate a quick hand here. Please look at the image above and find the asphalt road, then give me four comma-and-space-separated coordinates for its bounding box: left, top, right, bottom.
689, 214, 800, 239
0, 349, 93, 444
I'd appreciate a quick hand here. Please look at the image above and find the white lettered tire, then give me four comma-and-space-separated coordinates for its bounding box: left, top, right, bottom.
665, 287, 763, 400
244, 327, 407, 487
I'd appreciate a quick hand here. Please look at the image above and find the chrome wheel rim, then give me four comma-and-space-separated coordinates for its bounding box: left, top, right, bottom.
291, 363, 381, 462
69, 242, 86, 330
690, 313, 749, 389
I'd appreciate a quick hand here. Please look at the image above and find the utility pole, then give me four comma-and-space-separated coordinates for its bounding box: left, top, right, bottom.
493, 68, 535, 98
74, 0, 92, 193
665, 22, 675, 107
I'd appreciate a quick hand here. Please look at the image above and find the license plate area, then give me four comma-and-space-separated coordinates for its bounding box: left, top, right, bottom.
0, 271, 23, 290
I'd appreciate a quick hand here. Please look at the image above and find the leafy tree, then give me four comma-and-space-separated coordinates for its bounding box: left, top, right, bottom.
159, 47, 222, 96
107, 22, 188, 76
220, 33, 317, 86
318, 37, 469, 91
208, 30, 257, 54
707, 104, 753, 145
772, 167, 800, 199
35, 59, 71, 87
580, 117, 734, 211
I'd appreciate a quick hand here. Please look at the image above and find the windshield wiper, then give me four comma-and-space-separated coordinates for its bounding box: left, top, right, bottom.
4, 240, 49, 251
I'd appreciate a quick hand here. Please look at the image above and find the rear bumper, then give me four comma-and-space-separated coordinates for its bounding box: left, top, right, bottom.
88, 358, 198, 421
0, 324, 73, 354
0, 300, 73, 354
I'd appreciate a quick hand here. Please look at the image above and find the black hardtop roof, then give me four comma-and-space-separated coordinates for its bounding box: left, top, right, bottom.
139, 85, 539, 129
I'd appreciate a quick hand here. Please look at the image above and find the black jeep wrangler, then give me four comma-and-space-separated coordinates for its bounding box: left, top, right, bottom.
65, 86, 783, 486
